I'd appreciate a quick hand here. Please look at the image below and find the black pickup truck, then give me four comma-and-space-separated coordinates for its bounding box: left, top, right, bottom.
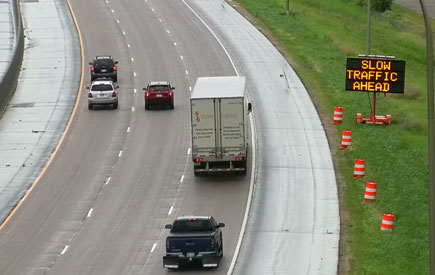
163, 216, 225, 269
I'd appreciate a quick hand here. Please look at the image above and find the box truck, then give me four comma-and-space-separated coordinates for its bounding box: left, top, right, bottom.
190, 76, 251, 176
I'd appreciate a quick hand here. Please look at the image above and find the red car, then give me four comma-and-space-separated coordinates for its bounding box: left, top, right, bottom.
143, 81, 175, 110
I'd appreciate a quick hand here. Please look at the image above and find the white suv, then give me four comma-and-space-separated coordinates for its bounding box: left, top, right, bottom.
87, 78, 119, 110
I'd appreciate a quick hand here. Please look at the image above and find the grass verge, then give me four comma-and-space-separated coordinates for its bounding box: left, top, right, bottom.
232, 0, 431, 274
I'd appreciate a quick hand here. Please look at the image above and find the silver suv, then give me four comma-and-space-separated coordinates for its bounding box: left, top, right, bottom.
87, 78, 119, 110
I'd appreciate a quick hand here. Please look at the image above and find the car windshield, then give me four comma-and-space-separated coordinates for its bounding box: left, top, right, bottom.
171, 220, 214, 233
149, 85, 170, 91
91, 84, 113, 91
94, 59, 113, 68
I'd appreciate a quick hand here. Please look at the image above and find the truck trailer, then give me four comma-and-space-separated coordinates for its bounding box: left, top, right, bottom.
190, 76, 251, 176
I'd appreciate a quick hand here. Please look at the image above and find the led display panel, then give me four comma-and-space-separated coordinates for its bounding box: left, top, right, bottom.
346, 57, 405, 93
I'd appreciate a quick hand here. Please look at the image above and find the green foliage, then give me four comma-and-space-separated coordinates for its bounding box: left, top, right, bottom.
235, 0, 430, 274
357, 0, 394, 13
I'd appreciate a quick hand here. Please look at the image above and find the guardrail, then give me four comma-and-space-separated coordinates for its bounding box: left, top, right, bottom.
0, 0, 24, 117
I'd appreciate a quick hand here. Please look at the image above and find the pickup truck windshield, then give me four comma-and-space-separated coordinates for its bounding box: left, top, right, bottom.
171, 220, 214, 233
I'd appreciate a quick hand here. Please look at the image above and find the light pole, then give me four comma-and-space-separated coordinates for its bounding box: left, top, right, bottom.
418, 1, 435, 274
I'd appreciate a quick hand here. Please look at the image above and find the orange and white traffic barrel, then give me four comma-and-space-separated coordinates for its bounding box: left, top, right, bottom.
333, 106, 343, 124
364, 181, 377, 202
381, 213, 395, 231
341, 130, 352, 149
353, 158, 365, 178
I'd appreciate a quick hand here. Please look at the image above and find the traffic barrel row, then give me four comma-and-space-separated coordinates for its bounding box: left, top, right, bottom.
333, 107, 395, 232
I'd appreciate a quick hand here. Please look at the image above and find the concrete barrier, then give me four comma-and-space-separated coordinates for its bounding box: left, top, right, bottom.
0, 0, 24, 117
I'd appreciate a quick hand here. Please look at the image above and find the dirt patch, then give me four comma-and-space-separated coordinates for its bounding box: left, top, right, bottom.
225, 1, 352, 274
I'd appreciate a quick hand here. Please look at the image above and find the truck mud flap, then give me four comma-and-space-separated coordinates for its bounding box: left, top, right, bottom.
163, 256, 179, 269
202, 255, 219, 268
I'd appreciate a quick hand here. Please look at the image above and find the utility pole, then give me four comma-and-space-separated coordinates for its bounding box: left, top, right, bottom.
367, 0, 371, 54
286, 0, 290, 15
418, 1, 435, 274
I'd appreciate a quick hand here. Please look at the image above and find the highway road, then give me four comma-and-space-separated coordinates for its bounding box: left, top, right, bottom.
0, 0, 251, 274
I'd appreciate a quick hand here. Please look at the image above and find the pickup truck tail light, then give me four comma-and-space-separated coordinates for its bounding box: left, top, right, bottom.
235, 156, 244, 161
88, 92, 93, 98
90, 66, 95, 72
113, 65, 117, 71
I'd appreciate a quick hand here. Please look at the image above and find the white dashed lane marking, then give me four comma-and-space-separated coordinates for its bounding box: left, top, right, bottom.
151, 243, 157, 253
61, 245, 69, 255
168, 205, 174, 215
127, 127, 131, 133
118, 151, 123, 157
180, 175, 184, 183
105, 177, 111, 185
87, 208, 94, 218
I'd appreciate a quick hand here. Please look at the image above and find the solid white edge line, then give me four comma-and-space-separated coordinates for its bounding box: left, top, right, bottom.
105, 177, 111, 185
150, 243, 157, 253
182, 1, 255, 274
182, 0, 239, 76
118, 151, 123, 157
61, 245, 69, 255
180, 175, 184, 183
87, 208, 94, 218
168, 205, 174, 215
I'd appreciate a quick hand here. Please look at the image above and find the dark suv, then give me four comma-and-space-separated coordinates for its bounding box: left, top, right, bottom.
89, 56, 118, 82
143, 81, 174, 110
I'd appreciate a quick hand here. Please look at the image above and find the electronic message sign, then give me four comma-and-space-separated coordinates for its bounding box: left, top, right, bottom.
346, 57, 405, 94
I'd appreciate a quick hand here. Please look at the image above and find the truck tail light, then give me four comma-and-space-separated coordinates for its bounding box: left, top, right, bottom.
88, 92, 93, 98
113, 65, 117, 71
90, 66, 95, 72
235, 156, 244, 161
112, 91, 117, 98
195, 157, 204, 163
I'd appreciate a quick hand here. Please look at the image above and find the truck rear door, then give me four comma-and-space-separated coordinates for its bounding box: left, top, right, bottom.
191, 98, 217, 157
219, 97, 245, 157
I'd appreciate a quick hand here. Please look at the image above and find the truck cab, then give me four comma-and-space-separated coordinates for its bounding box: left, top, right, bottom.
163, 216, 225, 269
